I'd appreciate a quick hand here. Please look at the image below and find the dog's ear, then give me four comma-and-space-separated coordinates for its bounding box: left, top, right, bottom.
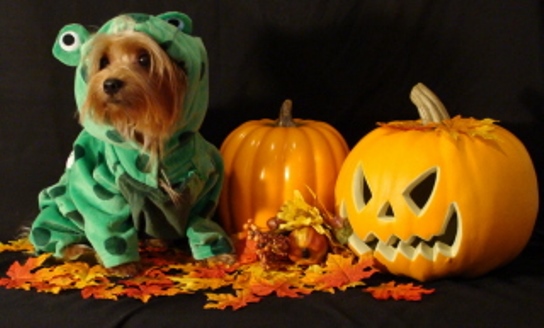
52, 24, 90, 67
157, 12, 193, 34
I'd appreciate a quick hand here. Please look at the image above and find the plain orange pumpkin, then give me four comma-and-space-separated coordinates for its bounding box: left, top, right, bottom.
219, 100, 349, 234
335, 83, 539, 281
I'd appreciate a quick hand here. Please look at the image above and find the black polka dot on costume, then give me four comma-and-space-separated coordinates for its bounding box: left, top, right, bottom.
178, 132, 193, 145
159, 40, 173, 52
96, 152, 105, 165
93, 184, 115, 200
49, 185, 67, 198
41, 190, 52, 200
136, 154, 150, 173
200, 62, 206, 80
31, 227, 52, 247
104, 236, 127, 255
65, 210, 84, 225
112, 220, 133, 234
106, 130, 124, 143
80, 65, 88, 83
74, 144, 86, 160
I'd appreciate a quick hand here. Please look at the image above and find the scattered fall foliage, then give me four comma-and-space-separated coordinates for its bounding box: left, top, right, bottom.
365, 281, 435, 301
0, 192, 435, 309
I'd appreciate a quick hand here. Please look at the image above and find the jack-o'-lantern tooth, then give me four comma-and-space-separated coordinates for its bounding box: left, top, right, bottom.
392, 204, 461, 261
435, 242, 453, 258
398, 240, 416, 259
415, 242, 434, 261
347, 233, 373, 255
376, 240, 396, 262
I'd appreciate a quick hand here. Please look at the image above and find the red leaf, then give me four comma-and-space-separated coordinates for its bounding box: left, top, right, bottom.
0, 254, 50, 289
235, 237, 259, 265
250, 278, 311, 298
365, 281, 435, 301
312, 254, 378, 290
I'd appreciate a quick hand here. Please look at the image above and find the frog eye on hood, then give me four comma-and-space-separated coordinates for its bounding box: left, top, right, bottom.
157, 12, 193, 34
53, 24, 90, 67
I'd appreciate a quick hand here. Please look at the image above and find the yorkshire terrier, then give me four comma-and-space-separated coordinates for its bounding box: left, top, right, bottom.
29, 12, 235, 277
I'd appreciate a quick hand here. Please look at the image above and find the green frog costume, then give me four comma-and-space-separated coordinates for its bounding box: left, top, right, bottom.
30, 12, 233, 268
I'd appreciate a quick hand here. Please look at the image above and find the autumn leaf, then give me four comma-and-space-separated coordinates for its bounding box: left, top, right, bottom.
379, 116, 500, 142
235, 237, 259, 265
304, 254, 377, 292
82, 284, 126, 301
364, 281, 435, 301
0, 254, 51, 290
188, 263, 234, 279
0, 238, 34, 253
204, 289, 261, 310
250, 276, 312, 298
171, 276, 231, 292
122, 284, 168, 303
276, 190, 326, 234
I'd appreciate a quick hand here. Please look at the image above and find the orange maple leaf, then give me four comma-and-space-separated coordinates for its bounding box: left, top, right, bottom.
204, 289, 261, 310
118, 272, 177, 302
365, 281, 435, 301
188, 264, 233, 279
0, 254, 50, 290
121, 271, 174, 288
121, 284, 168, 303
307, 254, 378, 292
82, 284, 125, 301
250, 277, 312, 298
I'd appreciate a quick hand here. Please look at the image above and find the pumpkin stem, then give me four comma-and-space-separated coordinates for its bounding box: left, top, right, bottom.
410, 83, 451, 125
277, 99, 297, 127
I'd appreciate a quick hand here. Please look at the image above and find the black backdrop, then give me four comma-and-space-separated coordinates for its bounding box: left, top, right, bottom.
1, 1, 543, 240
0, 1, 543, 327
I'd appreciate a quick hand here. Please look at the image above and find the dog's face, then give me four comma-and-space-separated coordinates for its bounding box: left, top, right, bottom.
82, 31, 186, 157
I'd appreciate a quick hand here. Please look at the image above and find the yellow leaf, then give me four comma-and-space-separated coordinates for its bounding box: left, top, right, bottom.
204, 289, 261, 310
277, 190, 325, 232
0, 238, 34, 253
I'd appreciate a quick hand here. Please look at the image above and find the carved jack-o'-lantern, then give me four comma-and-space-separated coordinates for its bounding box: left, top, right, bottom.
335, 83, 539, 281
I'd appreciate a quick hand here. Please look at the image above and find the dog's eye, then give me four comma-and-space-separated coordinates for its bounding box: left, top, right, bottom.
99, 56, 109, 70
138, 52, 151, 68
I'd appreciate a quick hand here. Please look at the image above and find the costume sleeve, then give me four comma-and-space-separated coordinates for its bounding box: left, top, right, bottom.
68, 137, 139, 268
185, 145, 233, 260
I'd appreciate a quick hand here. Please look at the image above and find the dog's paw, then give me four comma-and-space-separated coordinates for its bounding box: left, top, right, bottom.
62, 244, 96, 262
107, 262, 142, 278
206, 253, 237, 266
144, 238, 170, 249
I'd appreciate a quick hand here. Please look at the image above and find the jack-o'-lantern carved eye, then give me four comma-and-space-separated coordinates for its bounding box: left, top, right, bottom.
403, 167, 438, 216
352, 164, 372, 213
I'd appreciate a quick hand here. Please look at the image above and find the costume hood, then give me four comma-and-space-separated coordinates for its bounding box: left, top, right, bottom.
52, 12, 209, 149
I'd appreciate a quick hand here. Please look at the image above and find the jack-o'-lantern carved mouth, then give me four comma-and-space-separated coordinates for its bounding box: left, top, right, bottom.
342, 203, 462, 262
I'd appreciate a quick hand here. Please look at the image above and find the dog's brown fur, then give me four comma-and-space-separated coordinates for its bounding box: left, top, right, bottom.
61, 31, 234, 277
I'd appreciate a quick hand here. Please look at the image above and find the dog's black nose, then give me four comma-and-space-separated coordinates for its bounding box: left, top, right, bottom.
103, 78, 124, 95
